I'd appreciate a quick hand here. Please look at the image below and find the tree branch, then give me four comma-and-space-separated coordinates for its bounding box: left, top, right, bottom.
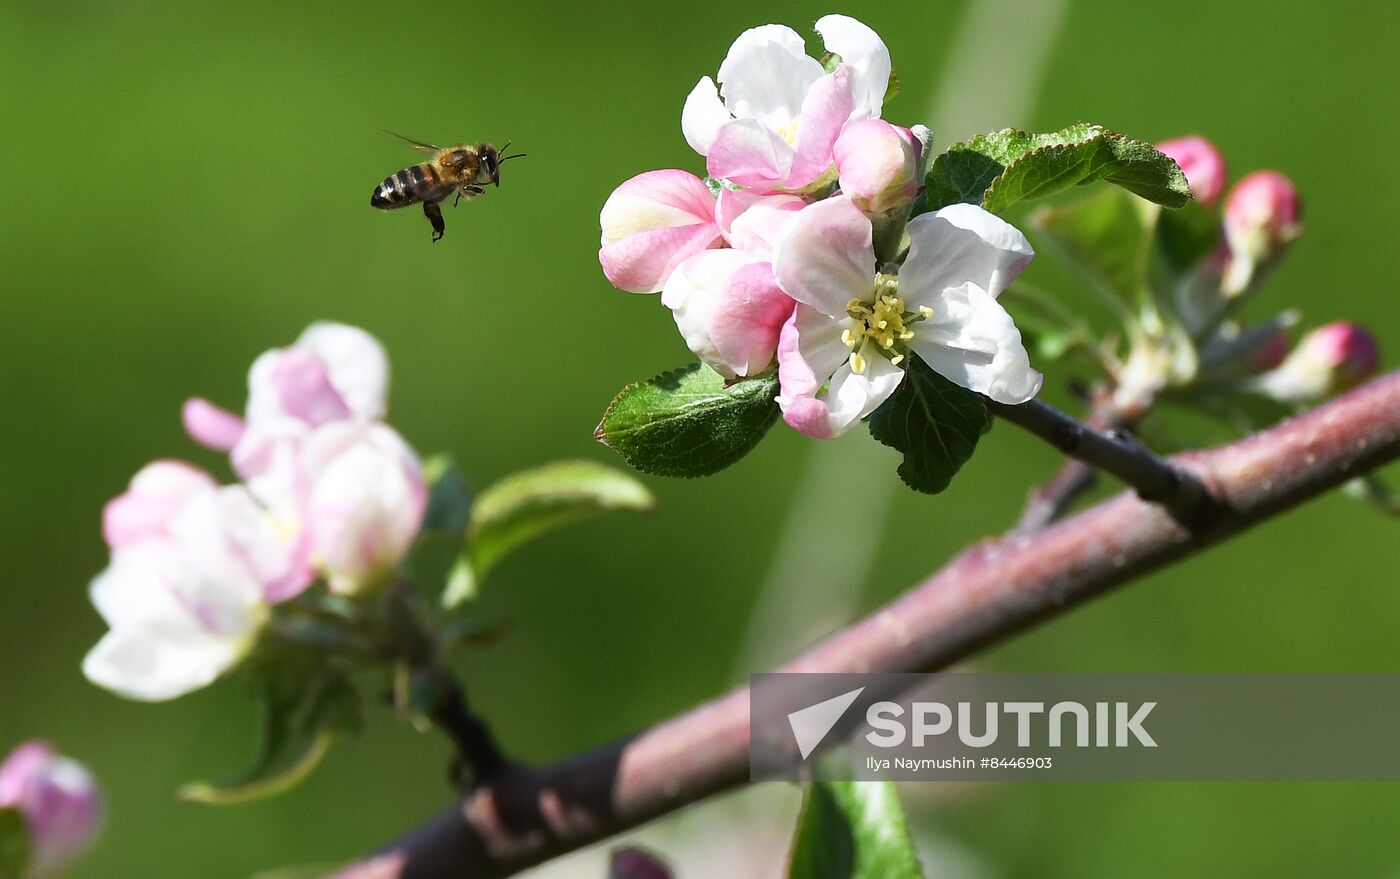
330, 368, 1400, 879
989, 399, 1212, 529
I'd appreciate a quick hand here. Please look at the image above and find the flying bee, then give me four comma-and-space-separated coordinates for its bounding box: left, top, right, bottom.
370, 132, 525, 241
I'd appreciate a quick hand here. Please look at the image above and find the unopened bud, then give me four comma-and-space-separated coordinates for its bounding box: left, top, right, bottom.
609, 847, 674, 879
834, 119, 922, 215
1254, 322, 1379, 404
1222, 170, 1302, 295
0, 741, 102, 873
1157, 135, 1227, 207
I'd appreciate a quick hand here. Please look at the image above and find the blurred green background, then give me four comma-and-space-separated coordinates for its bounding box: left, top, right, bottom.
2, 0, 1398, 876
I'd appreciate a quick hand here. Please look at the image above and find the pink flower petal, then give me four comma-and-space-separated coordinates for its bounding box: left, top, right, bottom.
181, 397, 246, 452
706, 119, 794, 192
771, 195, 875, 316
708, 260, 796, 377
787, 65, 857, 189
102, 460, 217, 550
599, 222, 724, 294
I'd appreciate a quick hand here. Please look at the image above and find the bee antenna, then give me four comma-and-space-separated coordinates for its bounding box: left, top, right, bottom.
501, 152, 528, 163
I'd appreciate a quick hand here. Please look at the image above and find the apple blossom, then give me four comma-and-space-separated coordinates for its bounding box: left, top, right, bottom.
1156, 135, 1227, 207
772, 196, 1040, 438
834, 119, 922, 215
0, 741, 101, 874
1253, 322, 1380, 404
681, 15, 890, 193
297, 421, 427, 596
599, 170, 723, 293
185, 322, 389, 453
1222, 170, 1302, 295
84, 463, 307, 700
660, 249, 795, 379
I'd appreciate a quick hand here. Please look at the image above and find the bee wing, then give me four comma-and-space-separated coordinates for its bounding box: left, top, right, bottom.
381, 130, 441, 155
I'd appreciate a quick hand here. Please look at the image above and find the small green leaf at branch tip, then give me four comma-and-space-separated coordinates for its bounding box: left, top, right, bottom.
868, 356, 992, 495
595, 363, 781, 479
421, 454, 472, 534
786, 781, 924, 879
444, 459, 654, 607
179, 659, 362, 805
924, 123, 1191, 214
0, 808, 30, 879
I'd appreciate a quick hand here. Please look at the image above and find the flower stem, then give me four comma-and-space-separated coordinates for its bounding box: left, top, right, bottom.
989, 397, 1216, 530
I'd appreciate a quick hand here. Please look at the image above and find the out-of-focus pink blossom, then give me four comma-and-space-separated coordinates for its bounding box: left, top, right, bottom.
1254, 322, 1379, 404
86, 464, 310, 700
834, 120, 922, 215
599, 170, 723, 293
1157, 135, 1227, 207
0, 741, 102, 874
298, 422, 427, 596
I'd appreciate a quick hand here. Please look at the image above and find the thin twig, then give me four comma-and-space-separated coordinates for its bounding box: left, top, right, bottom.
330, 369, 1400, 879
1014, 395, 1126, 533
989, 399, 1214, 529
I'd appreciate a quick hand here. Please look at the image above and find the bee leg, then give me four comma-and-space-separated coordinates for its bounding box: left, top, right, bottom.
452, 186, 486, 208
423, 201, 445, 242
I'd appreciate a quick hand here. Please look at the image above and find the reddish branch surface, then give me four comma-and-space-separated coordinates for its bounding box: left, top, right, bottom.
331, 369, 1400, 879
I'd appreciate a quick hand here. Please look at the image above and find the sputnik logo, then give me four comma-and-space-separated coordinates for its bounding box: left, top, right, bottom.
786, 687, 865, 760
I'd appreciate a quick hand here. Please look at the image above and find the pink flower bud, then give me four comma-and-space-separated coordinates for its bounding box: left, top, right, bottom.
1255, 322, 1380, 404
599, 170, 723, 293
834, 120, 922, 215
298, 422, 427, 596
610, 847, 674, 879
181, 398, 247, 452
1156, 136, 1227, 207
660, 250, 795, 380
0, 741, 102, 872
1222, 170, 1302, 295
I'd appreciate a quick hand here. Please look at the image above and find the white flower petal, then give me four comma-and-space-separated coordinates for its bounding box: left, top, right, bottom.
716, 24, 823, 130
823, 353, 904, 437
903, 204, 1035, 302
295, 322, 390, 422
82, 626, 245, 702
772, 196, 876, 317
681, 76, 731, 155
815, 14, 892, 120
909, 283, 1043, 404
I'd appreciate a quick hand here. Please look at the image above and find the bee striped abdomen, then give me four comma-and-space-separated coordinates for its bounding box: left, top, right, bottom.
370, 163, 442, 209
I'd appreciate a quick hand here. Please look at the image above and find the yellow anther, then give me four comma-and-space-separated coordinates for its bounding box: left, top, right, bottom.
851, 352, 868, 374
891, 354, 905, 366
918, 305, 933, 318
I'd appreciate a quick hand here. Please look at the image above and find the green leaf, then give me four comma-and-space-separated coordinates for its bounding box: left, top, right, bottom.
924, 123, 1191, 213
443, 459, 654, 607
0, 808, 30, 879
868, 356, 992, 494
179, 658, 362, 805
420, 455, 473, 534
786, 781, 924, 879
596, 363, 781, 478
1032, 186, 1152, 314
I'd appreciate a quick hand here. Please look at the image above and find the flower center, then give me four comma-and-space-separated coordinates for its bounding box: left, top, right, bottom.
840, 276, 933, 375
775, 118, 800, 147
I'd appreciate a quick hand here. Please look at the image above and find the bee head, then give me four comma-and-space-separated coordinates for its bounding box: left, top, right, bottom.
478, 143, 501, 187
